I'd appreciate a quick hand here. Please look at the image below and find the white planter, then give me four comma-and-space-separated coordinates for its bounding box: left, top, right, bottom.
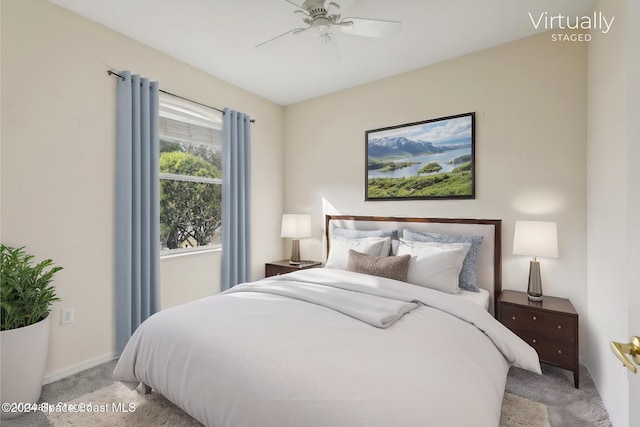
0, 314, 51, 420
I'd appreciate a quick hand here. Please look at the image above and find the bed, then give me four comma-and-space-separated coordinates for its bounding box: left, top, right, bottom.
113, 215, 541, 427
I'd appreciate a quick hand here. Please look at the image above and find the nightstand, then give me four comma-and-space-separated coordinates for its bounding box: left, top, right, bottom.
497, 290, 579, 388
264, 259, 322, 277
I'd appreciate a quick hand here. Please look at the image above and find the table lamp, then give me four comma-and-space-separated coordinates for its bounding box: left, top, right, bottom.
513, 220, 558, 301
281, 214, 312, 265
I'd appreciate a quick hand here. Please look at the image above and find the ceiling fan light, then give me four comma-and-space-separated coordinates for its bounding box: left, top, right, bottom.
313, 16, 331, 32
318, 32, 334, 44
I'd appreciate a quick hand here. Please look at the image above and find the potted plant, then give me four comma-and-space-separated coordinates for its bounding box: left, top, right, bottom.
0, 245, 62, 419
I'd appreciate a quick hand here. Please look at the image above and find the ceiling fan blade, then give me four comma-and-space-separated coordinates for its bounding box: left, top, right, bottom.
256, 27, 309, 51
339, 17, 401, 38
284, 0, 308, 14
326, 2, 340, 17
334, 0, 355, 12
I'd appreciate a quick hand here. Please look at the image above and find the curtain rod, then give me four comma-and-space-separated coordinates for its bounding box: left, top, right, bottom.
107, 70, 255, 123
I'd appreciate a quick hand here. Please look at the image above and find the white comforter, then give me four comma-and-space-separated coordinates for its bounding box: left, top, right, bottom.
114, 268, 540, 427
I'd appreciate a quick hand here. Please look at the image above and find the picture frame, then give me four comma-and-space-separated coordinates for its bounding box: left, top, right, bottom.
365, 112, 475, 201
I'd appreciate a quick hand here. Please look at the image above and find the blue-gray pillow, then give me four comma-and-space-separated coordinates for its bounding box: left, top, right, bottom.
402, 229, 483, 292
332, 225, 398, 240
331, 226, 398, 255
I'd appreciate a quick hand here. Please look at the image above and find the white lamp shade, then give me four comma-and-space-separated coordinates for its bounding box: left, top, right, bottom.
281, 214, 312, 239
513, 220, 558, 258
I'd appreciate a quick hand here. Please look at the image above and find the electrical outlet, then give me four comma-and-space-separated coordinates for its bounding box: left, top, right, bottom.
61, 308, 74, 325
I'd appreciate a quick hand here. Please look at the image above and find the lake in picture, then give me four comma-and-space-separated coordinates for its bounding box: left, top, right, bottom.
367, 146, 471, 178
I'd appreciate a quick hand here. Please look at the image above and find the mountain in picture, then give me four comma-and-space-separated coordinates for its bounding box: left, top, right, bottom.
368, 136, 464, 159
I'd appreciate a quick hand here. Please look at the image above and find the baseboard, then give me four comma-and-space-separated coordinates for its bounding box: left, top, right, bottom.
43, 352, 117, 385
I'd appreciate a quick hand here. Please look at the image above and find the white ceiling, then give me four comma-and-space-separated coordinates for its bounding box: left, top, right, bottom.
49, 0, 594, 106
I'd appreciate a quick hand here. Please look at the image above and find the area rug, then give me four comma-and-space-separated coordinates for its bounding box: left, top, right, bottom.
47, 382, 549, 427
46, 383, 201, 427
500, 393, 550, 427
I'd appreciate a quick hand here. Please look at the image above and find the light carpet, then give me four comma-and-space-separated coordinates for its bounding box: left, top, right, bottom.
47, 382, 548, 427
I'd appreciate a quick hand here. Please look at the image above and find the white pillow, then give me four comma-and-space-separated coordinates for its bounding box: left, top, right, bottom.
325, 236, 391, 270
330, 230, 393, 257
396, 240, 471, 294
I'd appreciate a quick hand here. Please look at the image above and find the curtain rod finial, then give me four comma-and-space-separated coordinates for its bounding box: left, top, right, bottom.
107, 70, 126, 81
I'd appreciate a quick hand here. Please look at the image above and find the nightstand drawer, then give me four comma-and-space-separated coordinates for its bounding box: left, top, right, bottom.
516, 331, 576, 368
265, 260, 322, 278
265, 264, 294, 277
501, 304, 575, 343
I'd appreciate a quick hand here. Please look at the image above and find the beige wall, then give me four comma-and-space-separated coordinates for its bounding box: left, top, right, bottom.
0, 0, 284, 380
160, 250, 222, 310
587, 1, 639, 426
284, 32, 589, 356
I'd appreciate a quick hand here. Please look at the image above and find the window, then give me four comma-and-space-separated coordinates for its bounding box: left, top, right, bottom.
159, 93, 223, 253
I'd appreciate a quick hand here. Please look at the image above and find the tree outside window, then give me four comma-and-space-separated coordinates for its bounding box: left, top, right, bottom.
158, 95, 222, 253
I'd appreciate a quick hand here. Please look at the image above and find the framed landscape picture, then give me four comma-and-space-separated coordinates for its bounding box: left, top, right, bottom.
365, 112, 475, 200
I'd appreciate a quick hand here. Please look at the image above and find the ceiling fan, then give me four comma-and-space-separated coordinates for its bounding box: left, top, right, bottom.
255, 0, 401, 52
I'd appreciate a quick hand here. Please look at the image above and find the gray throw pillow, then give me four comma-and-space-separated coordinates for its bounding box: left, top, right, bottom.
346, 250, 411, 282
403, 229, 483, 292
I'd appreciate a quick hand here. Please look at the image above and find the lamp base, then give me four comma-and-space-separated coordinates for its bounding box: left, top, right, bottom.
527, 260, 543, 301
289, 239, 301, 265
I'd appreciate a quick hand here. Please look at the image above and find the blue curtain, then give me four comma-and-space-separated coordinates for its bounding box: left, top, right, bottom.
221, 108, 252, 290
115, 71, 160, 353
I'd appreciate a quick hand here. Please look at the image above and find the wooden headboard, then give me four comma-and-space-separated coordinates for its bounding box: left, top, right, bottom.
325, 215, 502, 315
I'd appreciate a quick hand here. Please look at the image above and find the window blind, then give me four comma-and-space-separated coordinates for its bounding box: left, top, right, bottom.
159, 92, 222, 147
159, 116, 221, 147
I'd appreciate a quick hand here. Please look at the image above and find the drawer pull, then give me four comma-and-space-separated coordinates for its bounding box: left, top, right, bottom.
532, 339, 537, 344
512, 316, 516, 320
558, 325, 562, 329
558, 350, 562, 354
532, 316, 537, 320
